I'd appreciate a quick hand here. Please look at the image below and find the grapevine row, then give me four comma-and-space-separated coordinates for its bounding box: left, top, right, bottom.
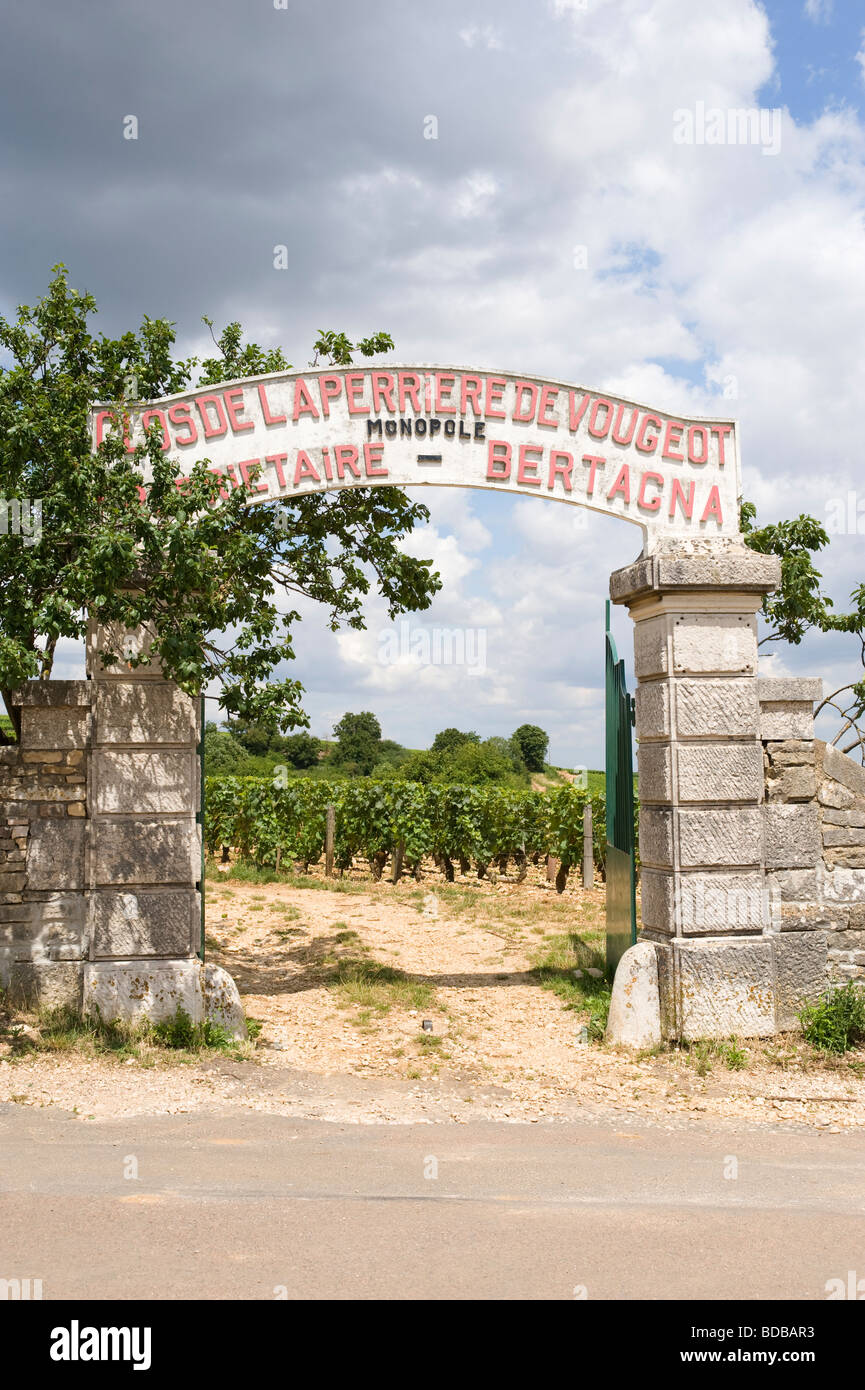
204, 777, 639, 885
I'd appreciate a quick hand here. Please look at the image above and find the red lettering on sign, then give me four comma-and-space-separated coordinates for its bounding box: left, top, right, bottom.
398, 372, 422, 413
637, 471, 664, 512
669, 478, 695, 519
224, 386, 255, 433
258, 383, 287, 426
700, 486, 723, 525
635, 413, 661, 453
513, 381, 538, 424
196, 395, 228, 440
548, 450, 573, 491
687, 425, 709, 464
460, 374, 483, 416
140, 409, 170, 451
582, 454, 606, 496
710, 424, 732, 465
318, 375, 343, 418
363, 441, 388, 477
517, 444, 543, 485
588, 398, 613, 440
168, 402, 198, 446
485, 377, 507, 419
266, 452, 288, 489
238, 458, 268, 492
371, 372, 395, 414
435, 373, 456, 413
607, 464, 631, 503
662, 420, 684, 461
345, 373, 368, 415
612, 404, 638, 447
292, 379, 320, 422
569, 391, 591, 432
538, 385, 559, 429
334, 444, 361, 479
294, 450, 321, 486
487, 440, 511, 478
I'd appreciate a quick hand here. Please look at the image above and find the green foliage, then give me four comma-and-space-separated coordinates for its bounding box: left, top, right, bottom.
204, 775, 617, 881
513, 723, 549, 772
399, 736, 528, 787
799, 982, 865, 1054
431, 727, 480, 754
0, 266, 439, 738
332, 711, 382, 775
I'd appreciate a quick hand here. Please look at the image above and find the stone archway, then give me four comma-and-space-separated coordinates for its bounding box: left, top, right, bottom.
4, 366, 855, 1040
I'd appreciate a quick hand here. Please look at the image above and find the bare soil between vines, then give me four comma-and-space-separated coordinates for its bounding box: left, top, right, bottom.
2, 865, 865, 1130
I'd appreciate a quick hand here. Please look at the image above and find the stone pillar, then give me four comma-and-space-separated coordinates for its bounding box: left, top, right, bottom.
81, 621, 206, 1025
610, 539, 814, 1039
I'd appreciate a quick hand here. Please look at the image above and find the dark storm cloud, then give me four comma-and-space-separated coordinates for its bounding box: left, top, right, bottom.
0, 0, 573, 347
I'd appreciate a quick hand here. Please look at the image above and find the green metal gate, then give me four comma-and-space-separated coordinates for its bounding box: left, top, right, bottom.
605, 599, 637, 974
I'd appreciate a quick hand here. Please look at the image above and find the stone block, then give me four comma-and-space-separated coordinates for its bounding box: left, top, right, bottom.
639, 869, 675, 934
765, 868, 818, 902
605, 942, 661, 1050
87, 621, 163, 678
676, 743, 763, 803
766, 764, 817, 802
203, 962, 247, 1040
818, 742, 865, 798
8, 959, 83, 1011
633, 617, 669, 679
96, 681, 198, 746
20, 705, 89, 750
760, 701, 815, 741
823, 808, 865, 827
819, 865, 865, 904
26, 819, 86, 891
93, 750, 196, 815
637, 743, 672, 802
634, 682, 669, 740
12, 680, 91, 707
83, 959, 204, 1026
92, 890, 199, 958
675, 678, 759, 739
92, 819, 200, 887
678, 807, 763, 867
672, 615, 757, 676
823, 826, 865, 848
639, 808, 673, 867
774, 931, 828, 1030
757, 677, 823, 704
763, 804, 820, 869
674, 937, 775, 1040
818, 781, 855, 810
678, 870, 768, 932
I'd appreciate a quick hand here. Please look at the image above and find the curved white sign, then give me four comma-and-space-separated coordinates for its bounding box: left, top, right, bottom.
92, 366, 741, 551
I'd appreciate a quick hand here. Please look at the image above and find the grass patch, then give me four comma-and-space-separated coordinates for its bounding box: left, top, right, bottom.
330, 957, 434, 1015
3, 1002, 254, 1063
800, 982, 865, 1054
678, 1037, 749, 1076
530, 931, 610, 1040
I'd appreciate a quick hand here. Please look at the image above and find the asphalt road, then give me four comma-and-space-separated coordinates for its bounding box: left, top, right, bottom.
2, 1104, 864, 1300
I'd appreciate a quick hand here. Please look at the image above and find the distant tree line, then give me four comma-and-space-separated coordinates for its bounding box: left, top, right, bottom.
203, 712, 550, 787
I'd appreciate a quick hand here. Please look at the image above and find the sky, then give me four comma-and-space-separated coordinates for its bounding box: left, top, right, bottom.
2, 0, 864, 766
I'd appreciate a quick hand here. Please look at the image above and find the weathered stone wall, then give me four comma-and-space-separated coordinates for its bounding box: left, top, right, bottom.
0, 682, 90, 1008
762, 681, 865, 986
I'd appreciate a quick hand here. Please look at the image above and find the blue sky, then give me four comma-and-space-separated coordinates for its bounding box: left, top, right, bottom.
2, 0, 865, 766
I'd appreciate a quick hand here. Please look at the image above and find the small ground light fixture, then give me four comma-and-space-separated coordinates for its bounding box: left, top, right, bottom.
577, 1025, 589, 1047
422, 1020, 434, 1033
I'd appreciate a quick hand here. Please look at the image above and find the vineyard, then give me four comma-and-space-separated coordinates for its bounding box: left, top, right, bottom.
204, 777, 640, 889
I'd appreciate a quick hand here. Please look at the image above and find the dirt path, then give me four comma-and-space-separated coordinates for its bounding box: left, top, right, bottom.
2, 871, 864, 1129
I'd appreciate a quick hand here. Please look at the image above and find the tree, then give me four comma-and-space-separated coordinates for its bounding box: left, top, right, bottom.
332, 711, 382, 774
280, 731, 321, 769
512, 723, 549, 772
431, 727, 480, 753
742, 501, 865, 762
0, 266, 440, 742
